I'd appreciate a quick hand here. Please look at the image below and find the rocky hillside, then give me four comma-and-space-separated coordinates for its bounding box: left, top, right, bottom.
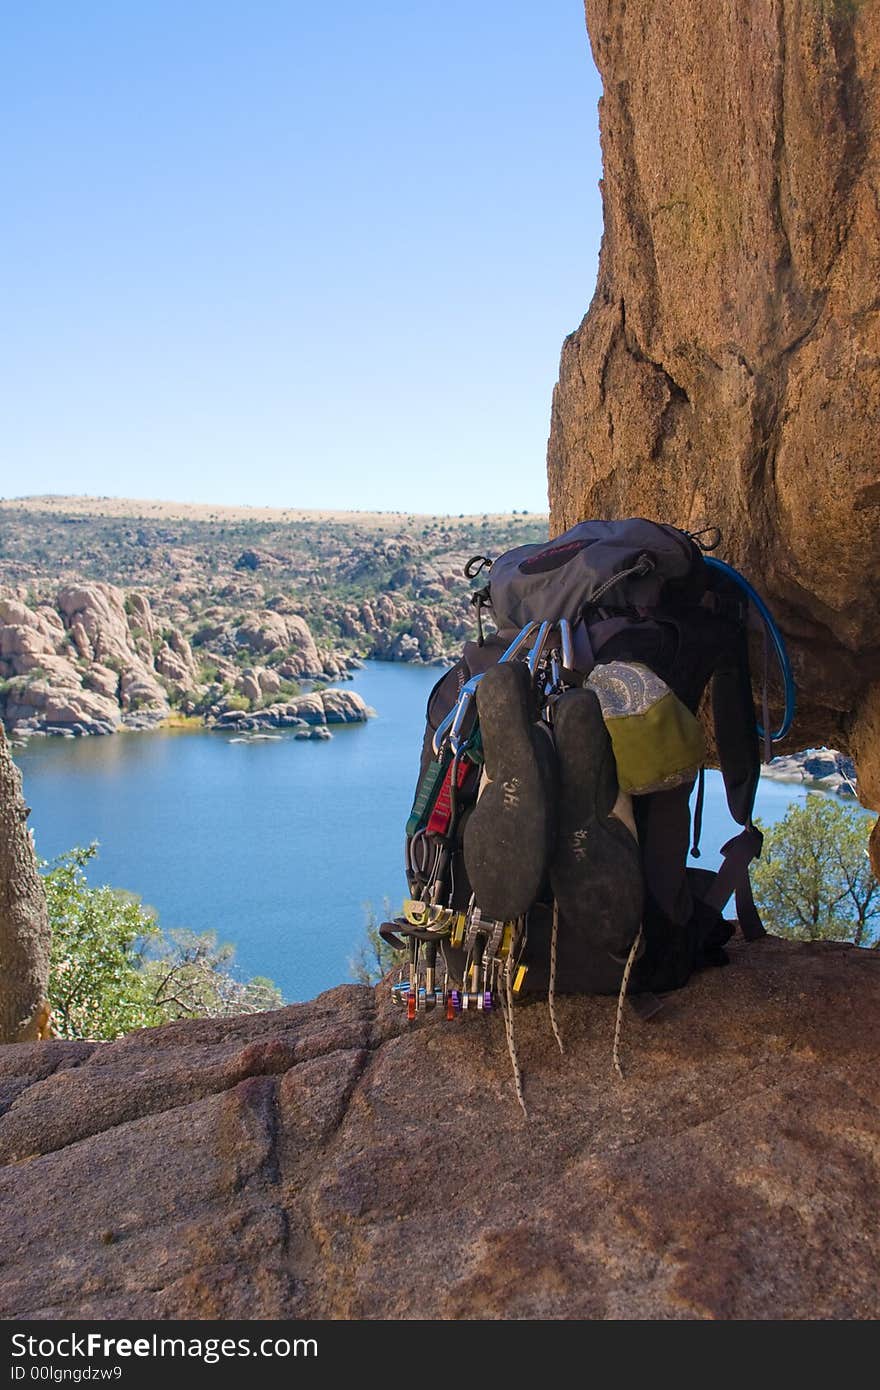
0, 935, 877, 1319
548, 0, 880, 861
0, 502, 546, 735
0, 582, 368, 737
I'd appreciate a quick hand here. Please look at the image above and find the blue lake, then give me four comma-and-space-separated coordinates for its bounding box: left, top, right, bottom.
13, 661, 827, 1002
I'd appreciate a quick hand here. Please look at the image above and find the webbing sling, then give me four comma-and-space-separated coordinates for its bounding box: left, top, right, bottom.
704, 825, 766, 941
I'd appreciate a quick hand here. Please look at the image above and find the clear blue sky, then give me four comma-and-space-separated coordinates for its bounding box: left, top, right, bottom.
2, 2, 603, 514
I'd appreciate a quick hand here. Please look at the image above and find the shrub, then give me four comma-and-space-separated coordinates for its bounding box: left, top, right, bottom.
42, 845, 283, 1039
350, 902, 403, 985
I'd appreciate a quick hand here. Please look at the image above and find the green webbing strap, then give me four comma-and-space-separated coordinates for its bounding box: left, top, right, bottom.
405, 729, 483, 839
406, 755, 449, 838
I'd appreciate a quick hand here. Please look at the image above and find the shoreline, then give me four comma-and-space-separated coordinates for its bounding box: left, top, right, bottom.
3, 656, 451, 745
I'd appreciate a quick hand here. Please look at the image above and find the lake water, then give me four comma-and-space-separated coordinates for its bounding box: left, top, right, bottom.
13, 661, 826, 1002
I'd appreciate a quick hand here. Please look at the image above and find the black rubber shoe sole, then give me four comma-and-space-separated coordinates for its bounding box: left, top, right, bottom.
549, 687, 643, 961
463, 661, 557, 921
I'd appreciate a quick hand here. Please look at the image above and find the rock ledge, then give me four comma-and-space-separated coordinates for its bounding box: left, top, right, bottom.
0, 937, 877, 1320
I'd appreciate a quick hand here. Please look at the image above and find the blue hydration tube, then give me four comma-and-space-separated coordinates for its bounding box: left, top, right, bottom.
704, 556, 796, 742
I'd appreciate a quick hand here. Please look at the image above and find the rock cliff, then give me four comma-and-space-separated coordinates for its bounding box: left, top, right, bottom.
0, 582, 347, 737
549, 0, 880, 859
0, 587, 166, 735
0, 938, 877, 1319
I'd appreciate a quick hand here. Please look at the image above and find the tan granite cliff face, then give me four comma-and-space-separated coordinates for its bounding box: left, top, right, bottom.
548, 0, 880, 861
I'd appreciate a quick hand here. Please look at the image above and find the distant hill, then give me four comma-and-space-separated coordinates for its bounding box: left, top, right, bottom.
0, 494, 544, 529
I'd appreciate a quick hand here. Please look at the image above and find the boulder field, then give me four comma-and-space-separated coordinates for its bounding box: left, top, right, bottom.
0, 584, 363, 737
0, 588, 164, 734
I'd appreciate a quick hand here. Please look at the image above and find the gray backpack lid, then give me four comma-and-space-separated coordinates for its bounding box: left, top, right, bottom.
485, 518, 702, 631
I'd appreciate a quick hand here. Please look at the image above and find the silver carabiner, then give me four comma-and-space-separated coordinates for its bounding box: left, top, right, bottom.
432, 674, 480, 756
499, 619, 540, 663
449, 682, 479, 754
526, 620, 553, 675
559, 618, 574, 672
431, 621, 538, 756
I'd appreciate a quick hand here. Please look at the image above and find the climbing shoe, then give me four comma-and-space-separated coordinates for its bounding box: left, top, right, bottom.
549, 687, 644, 969
463, 660, 558, 921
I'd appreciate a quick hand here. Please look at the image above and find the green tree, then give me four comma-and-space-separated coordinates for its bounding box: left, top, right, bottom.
44, 846, 161, 1038
42, 845, 283, 1039
752, 796, 880, 945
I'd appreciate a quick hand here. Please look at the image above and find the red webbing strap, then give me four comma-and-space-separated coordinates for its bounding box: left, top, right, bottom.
426, 756, 474, 836
704, 825, 766, 940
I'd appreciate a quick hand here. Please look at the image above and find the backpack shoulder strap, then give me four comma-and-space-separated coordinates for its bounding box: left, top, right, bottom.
711, 619, 762, 828
705, 572, 767, 939
703, 825, 766, 940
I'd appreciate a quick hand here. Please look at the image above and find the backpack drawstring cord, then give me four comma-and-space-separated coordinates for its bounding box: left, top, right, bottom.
548, 898, 564, 1054
588, 556, 655, 607
501, 931, 528, 1118
612, 923, 643, 1079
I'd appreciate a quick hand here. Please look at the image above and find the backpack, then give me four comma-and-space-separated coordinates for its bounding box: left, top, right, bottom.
383, 518, 795, 1095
